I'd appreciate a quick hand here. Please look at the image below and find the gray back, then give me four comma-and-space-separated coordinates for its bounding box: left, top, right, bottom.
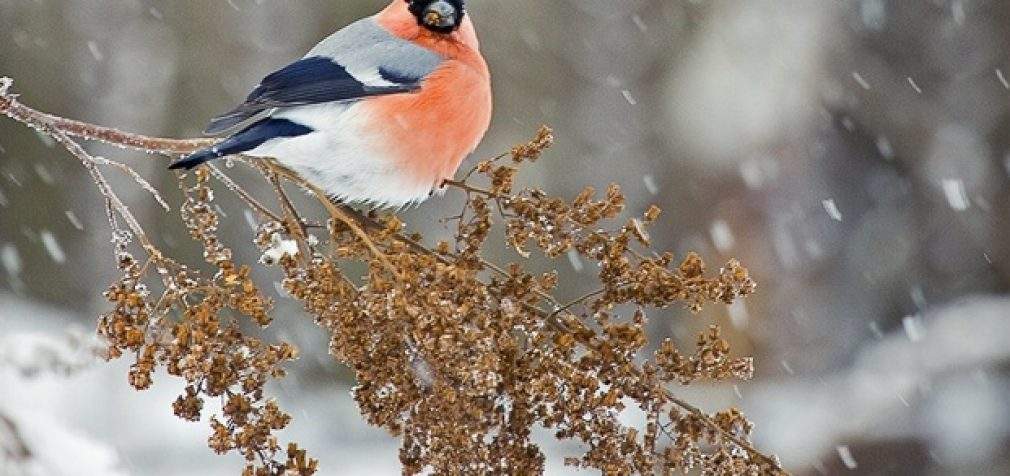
308, 17, 443, 87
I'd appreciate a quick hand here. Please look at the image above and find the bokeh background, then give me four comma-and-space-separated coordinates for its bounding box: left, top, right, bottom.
2, 0, 1010, 474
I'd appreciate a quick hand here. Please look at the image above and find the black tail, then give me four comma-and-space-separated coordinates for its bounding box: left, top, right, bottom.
168, 148, 219, 170
169, 118, 314, 170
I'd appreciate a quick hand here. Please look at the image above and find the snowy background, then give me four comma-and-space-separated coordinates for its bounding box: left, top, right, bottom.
2, 0, 1010, 474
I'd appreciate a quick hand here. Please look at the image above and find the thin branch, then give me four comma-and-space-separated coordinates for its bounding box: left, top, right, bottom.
53, 130, 154, 251
442, 179, 497, 197
206, 163, 283, 223
461, 151, 509, 181
261, 163, 307, 235
0, 78, 213, 155
1, 80, 157, 252
548, 289, 606, 320
92, 155, 171, 212
267, 162, 399, 278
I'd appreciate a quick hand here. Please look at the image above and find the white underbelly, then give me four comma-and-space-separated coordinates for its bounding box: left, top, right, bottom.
245, 103, 436, 208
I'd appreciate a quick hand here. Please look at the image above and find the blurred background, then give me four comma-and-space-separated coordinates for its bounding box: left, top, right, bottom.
2, 0, 1009, 474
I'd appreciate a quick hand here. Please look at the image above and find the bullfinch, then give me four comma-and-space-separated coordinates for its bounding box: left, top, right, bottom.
170, 0, 492, 208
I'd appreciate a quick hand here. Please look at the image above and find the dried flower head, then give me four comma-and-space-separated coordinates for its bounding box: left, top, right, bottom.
0, 79, 785, 476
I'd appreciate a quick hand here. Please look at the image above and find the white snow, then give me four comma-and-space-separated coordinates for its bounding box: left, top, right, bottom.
951, 0, 966, 25
620, 90, 638, 106
875, 135, 894, 159
710, 219, 735, 252
642, 175, 659, 195
40, 231, 67, 264
260, 235, 299, 265
33, 164, 54, 185
750, 297, 1010, 468
566, 249, 585, 273
906, 77, 923, 94
998, 69, 1010, 89
860, 0, 886, 30
739, 156, 780, 190
941, 179, 970, 211
1, 243, 22, 276
851, 72, 871, 90
243, 209, 258, 231
836, 445, 858, 469
86, 41, 104, 61
902, 315, 924, 343
728, 300, 749, 329
65, 211, 84, 231
630, 15, 647, 32
822, 199, 843, 222
868, 321, 884, 339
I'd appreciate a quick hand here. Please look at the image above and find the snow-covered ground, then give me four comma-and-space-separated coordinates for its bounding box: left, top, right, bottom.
5, 293, 1009, 474
0, 294, 591, 475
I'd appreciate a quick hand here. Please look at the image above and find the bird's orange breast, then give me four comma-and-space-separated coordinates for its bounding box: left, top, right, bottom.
363, 55, 492, 188
369, 2, 492, 187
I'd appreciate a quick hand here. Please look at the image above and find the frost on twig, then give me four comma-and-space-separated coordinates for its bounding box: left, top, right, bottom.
0, 78, 163, 249
91, 155, 171, 212
0, 77, 213, 155
0, 77, 785, 476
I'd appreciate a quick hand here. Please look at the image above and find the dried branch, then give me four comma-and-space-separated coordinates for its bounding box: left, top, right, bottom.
92, 155, 171, 212
205, 163, 283, 223
265, 162, 400, 277
1, 77, 212, 155
0, 76, 785, 476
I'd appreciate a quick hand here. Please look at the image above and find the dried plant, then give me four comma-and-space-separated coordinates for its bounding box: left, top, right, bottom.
1, 76, 786, 475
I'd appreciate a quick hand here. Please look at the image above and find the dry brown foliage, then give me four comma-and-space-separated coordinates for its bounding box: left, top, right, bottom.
1, 76, 786, 475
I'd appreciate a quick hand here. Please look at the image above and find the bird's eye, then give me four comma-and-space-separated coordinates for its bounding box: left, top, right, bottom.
425, 10, 443, 26
422, 0, 458, 31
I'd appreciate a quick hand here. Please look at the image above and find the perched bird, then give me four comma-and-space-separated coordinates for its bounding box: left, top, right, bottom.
170, 0, 492, 208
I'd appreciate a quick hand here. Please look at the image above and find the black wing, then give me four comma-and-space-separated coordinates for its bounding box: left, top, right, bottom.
204, 56, 419, 135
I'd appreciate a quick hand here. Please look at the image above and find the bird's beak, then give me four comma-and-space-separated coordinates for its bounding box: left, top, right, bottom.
424, 0, 457, 29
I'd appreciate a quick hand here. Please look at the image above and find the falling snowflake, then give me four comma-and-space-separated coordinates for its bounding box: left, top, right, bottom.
941, 179, 970, 211
822, 199, 843, 222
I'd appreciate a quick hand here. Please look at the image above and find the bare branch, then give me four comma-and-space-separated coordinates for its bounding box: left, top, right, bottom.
92, 155, 171, 212
206, 163, 283, 223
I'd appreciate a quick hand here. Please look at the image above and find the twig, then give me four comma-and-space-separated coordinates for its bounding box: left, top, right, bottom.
92, 155, 171, 212
42, 125, 156, 252
0, 78, 213, 155
261, 163, 306, 235
548, 289, 606, 320
266, 162, 399, 278
461, 151, 509, 181
206, 163, 283, 223
442, 179, 497, 197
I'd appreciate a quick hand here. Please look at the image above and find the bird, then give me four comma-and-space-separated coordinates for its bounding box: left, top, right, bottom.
169, 0, 492, 208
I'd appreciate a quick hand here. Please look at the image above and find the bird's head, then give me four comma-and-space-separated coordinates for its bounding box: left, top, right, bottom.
406, 0, 466, 34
